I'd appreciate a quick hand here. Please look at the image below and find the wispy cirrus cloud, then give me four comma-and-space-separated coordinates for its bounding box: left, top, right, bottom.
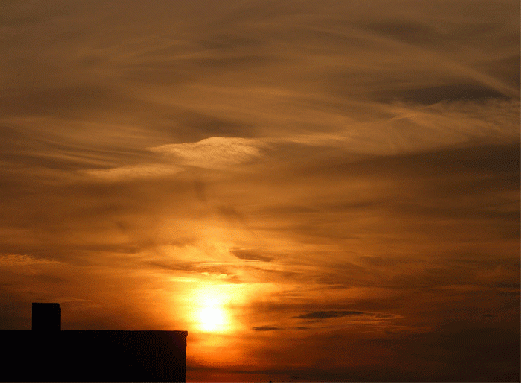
83, 136, 268, 181
252, 326, 284, 331
151, 137, 268, 169
230, 248, 274, 262
296, 310, 365, 319
85, 163, 183, 181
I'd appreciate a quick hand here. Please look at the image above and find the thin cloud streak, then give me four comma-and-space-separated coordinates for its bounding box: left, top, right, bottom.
151, 137, 268, 169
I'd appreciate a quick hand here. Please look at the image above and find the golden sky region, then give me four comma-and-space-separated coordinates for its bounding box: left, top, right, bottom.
0, 1, 519, 381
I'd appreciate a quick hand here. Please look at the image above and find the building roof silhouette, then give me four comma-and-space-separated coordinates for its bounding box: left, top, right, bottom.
0, 303, 187, 382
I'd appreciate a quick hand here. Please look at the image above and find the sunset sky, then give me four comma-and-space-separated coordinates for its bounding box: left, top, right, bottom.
0, 1, 519, 381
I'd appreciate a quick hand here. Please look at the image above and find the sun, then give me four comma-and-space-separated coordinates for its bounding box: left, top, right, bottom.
191, 284, 234, 333
199, 306, 226, 332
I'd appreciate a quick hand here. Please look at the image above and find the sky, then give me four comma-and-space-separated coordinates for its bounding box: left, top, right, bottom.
0, 0, 519, 381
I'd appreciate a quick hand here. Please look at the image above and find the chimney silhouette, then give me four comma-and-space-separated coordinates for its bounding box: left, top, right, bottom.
32, 303, 61, 331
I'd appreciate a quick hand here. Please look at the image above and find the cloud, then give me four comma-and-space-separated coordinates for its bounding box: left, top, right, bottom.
377, 83, 512, 105
252, 326, 284, 331
85, 163, 183, 181
151, 137, 268, 169
147, 260, 241, 283
361, 20, 447, 46
170, 111, 257, 142
0, 87, 134, 118
0, 254, 62, 267
230, 248, 273, 262
295, 310, 365, 319
83, 135, 270, 182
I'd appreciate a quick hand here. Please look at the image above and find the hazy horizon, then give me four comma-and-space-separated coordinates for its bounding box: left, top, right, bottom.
0, 1, 519, 381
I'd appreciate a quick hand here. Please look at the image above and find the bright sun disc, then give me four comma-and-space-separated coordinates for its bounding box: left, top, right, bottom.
199, 306, 226, 332
190, 283, 245, 333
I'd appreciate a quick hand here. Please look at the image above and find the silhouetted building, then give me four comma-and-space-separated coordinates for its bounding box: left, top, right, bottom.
32, 302, 61, 331
0, 303, 187, 382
